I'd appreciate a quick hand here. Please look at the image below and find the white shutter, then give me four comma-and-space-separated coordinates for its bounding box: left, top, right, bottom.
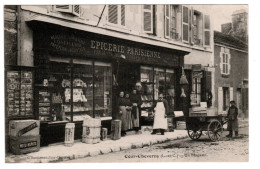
227, 53, 231, 75
203, 14, 210, 47
54, 5, 72, 13
164, 5, 170, 38
121, 5, 125, 26
220, 51, 224, 74
218, 87, 223, 114
108, 5, 118, 24
182, 6, 189, 43
72, 5, 80, 16
190, 7, 194, 44
143, 5, 153, 33
229, 87, 233, 101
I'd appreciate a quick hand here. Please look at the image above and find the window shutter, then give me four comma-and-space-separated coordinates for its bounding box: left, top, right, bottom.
190, 7, 194, 44
220, 51, 224, 74
218, 87, 223, 113
121, 5, 125, 26
72, 5, 80, 16
227, 53, 231, 75
203, 14, 210, 46
182, 6, 189, 43
164, 5, 170, 38
143, 5, 153, 33
230, 87, 233, 101
108, 5, 118, 24
54, 5, 72, 13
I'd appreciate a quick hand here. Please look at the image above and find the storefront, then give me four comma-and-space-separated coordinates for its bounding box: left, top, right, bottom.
23, 21, 189, 146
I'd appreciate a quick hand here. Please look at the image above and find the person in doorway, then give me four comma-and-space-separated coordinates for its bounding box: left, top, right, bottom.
118, 91, 127, 136
124, 92, 133, 132
130, 89, 142, 132
150, 93, 169, 135
226, 100, 239, 137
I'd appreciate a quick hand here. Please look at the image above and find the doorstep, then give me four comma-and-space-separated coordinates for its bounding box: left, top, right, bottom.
5, 130, 188, 163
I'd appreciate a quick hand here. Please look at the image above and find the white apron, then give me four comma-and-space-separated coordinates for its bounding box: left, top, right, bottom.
153, 102, 168, 130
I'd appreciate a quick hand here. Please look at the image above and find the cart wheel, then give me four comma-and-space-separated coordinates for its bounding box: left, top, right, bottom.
208, 120, 223, 141
187, 130, 202, 140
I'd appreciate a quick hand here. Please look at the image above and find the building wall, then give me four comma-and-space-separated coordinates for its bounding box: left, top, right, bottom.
214, 44, 248, 115
4, 6, 18, 66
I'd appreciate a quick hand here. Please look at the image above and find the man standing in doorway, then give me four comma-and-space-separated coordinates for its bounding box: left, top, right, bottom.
226, 100, 239, 137
150, 93, 169, 135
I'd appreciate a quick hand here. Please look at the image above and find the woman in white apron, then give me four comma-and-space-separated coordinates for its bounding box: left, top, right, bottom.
150, 93, 169, 135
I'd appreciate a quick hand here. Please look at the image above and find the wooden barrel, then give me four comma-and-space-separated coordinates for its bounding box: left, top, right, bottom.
82, 118, 101, 144
111, 120, 121, 140
101, 128, 108, 141
64, 123, 75, 146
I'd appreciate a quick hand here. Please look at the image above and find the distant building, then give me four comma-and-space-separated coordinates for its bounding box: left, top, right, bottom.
221, 9, 248, 43
214, 31, 248, 118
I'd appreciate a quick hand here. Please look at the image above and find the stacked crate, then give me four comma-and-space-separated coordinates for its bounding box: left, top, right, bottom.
189, 107, 207, 117
9, 120, 40, 154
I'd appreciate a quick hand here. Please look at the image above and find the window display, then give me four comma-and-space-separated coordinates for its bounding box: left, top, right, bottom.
94, 62, 112, 118
6, 69, 34, 118
140, 66, 154, 117
154, 68, 165, 100
190, 71, 202, 105
165, 69, 176, 112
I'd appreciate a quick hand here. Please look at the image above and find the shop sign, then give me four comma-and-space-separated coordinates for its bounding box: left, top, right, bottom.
19, 141, 37, 149
36, 31, 183, 67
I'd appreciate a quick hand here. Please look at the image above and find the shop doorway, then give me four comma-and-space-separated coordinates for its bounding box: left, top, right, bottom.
116, 62, 140, 94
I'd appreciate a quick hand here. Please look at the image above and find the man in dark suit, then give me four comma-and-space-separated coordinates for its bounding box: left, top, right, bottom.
226, 100, 239, 137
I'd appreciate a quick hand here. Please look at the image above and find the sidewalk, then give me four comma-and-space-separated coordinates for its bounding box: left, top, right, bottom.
5, 130, 188, 163
5, 118, 248, 163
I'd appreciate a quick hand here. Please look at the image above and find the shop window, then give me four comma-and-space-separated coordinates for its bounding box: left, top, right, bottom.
190, 72, 202, 105
94, 62, 112, 118
154, 68, 165, 100
143, 5, 156, 34
165, 69, 176, 112
36, 58, 112, 122
165, 5, 179, 39
108, 5, 125, 26
220, 47, 231, 75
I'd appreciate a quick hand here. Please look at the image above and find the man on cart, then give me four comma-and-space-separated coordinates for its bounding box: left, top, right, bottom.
226, 100, 239, 137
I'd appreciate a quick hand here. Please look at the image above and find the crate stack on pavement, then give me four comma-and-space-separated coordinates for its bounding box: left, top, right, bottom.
9, 120, 40, 155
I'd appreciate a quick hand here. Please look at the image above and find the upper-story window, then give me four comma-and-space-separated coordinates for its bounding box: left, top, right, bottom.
182, 5, 189, 43
143, 5, 156, 35
54, 5, 81, 16
108, 5, 125, 26
192, 10, 203, 46
220, 47, 231, 75
165, 5, 179, 40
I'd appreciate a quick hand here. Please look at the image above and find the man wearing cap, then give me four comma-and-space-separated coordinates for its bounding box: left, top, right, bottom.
226, 100, 239, 137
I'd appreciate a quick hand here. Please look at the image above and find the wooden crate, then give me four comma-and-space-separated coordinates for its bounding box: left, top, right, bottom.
175, 121, 186, 130
9, 135, 40, 155
9, 120, 40, 137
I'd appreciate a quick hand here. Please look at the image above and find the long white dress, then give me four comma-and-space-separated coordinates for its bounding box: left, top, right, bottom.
153, 102, 168, 130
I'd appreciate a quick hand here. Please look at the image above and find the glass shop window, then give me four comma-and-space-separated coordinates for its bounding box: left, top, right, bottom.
94, 62, 112, 118
154, 68, 165, 100
72, 59, 94, 121
140, 66, 153, 108
165, 69, 176, 111
190, 71, 202, 105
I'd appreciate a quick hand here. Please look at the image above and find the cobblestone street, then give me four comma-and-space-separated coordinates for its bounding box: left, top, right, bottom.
66, 127, 248, 162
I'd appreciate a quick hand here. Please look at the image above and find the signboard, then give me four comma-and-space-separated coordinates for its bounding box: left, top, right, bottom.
34, 29, 184, 67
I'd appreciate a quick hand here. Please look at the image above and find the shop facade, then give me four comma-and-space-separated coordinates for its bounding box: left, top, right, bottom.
17, 21, 187, 146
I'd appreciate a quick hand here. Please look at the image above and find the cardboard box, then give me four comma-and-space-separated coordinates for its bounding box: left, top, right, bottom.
9, 120, 40, 137
9, 135, 40, 155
